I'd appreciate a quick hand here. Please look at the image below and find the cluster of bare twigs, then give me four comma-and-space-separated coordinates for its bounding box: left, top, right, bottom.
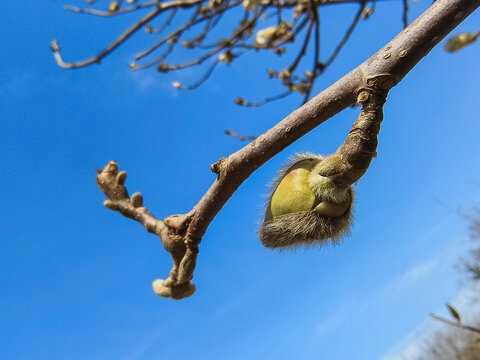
51, 0, 411, 106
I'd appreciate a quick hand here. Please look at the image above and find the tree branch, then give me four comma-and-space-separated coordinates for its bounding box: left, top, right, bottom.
64, 1, 159, 17
52, 0, 204, 69
97, 0, 480, 298
431, 315, 480, 335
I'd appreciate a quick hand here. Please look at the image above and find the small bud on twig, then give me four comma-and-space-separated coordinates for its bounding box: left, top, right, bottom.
50, 40, 60, 53
103, 200, 119, 211
131, 192, 143, 208
116, 171, 127, 185
235, 97, 245, 105
108, 1, 120, 12
157, 63, 170, 72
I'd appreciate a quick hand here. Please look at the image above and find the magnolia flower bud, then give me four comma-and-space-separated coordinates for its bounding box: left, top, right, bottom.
260, 153, 354, 248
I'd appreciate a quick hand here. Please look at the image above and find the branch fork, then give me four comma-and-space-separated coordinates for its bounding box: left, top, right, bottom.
93, 0, 479, 299
96, 161, 197, 299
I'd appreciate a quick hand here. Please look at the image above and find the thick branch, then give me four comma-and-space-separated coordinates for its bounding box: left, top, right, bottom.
186, 0, 479, 242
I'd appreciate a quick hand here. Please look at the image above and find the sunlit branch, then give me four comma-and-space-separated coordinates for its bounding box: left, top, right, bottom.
135, 0, 242, 60
145, 9, 176, 34
91, 0, 479, 299
224, 129, 258, 141
165, 8, 265, 71
236, 90, 294, 106
134, 39, 176, 69
64, 1, 159, 17
173, 60, 219, 89
51, 6, 163, 69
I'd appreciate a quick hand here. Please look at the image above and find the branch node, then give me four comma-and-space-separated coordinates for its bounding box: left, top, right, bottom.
211, 157, 228, 177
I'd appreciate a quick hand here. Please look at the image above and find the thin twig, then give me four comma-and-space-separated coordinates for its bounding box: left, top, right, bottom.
324, 1, 366, 67
431, 315, 480, 335
145, 9, 176, 34
52, 6, 164, 68
402, 0, 409, 28
134, 0, 242, 60
174, 60, 220, 89
165, 8, 265, 70
288, 20, 314, 72
238, 90, 294, 106
224, 129, 258, 140
64, 1, 159, 17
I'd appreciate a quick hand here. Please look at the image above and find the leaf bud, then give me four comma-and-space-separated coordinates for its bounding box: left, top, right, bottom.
116, 171, 127, 185
444, 32, 479, 52
278, 69, 291, 80
103, 200, 119, 211
108, 1, 120, 12
181, 40, 195, 48
157, 63, 170, 72
305, 70, 315, 79
50, 40, 60, 52
242, 0, 260, 11
361, 7, 374, 19
235, 97, 245, 105
131, 192, 143, 208
267, 69, 276, 78
218, 51, 234, 64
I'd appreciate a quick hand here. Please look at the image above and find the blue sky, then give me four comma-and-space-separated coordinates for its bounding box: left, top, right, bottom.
1, 1, 479, 359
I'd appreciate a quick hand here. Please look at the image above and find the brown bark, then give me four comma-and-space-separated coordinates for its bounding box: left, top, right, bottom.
96, 0, 480, 298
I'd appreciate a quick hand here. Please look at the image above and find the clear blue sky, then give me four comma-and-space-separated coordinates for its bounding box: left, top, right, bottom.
1, 1, 479, 359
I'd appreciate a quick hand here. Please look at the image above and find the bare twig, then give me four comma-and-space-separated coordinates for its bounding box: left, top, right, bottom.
224, 129, 258, 141
431, 315, 480, 335
134, 0, 242, 61
64, 1, 159, 17
324, 1, 366, 67
173, 60, 219, 89
52, 0, 206, 69
402, 0, 409, 28
55, 0, 383, 105
145, 9, 176, 34
236, 91, 294, 106
96, 161, 196, 300
52, 6, 164, 68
